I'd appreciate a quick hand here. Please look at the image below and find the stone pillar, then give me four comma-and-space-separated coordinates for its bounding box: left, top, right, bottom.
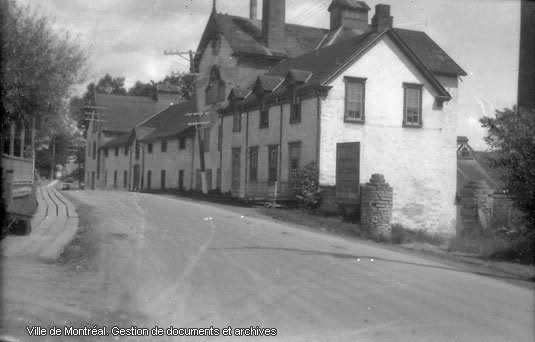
457, 180, 494, 236
360, 174, 393, 239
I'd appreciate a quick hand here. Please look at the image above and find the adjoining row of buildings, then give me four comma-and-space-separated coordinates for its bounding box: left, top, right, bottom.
85, 0, 467, 233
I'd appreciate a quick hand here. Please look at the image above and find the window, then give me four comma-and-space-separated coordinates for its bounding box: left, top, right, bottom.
147, 143, 153, 154
113, 171, 118, 188
268, 145, 278, 183
259, 105, 269, 128
124, 146, 128, 156
288, 142, 301, 180
203, 128, 210, 152
178, 170, 184, 190
104, 148, 109, 158
205, 66, 225, 104
403, 83, 423, 127
114, 146, 119, 156
147, 170, 152, 189
123, 171, 127, 188
290, 100, 301, 123
161, 140, 167, 153
249, 146, 258, 181
233, 112, 241, 133
344, 77, 366, 122
217, 125, 222, 151
179, 137, 186, 150
161, 170, 166, 189
92, 141, 96, 159
135, 141, 140, 159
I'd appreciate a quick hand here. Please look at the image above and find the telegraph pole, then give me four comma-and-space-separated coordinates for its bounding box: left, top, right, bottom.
186, 112, 210, 193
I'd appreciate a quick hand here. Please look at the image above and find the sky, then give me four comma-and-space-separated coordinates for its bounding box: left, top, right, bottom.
15, 0, 521, 150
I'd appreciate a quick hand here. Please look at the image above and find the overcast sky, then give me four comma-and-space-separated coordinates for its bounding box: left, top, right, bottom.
16, 0, 521, 149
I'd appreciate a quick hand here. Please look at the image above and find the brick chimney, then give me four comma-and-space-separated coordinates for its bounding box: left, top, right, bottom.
328, 0, 370, 32
372, 4, 393, 32
262, 0, 285, 52
250, 0, 257, 20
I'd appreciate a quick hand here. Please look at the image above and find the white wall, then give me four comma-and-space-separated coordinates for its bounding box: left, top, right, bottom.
102, 145, 130, 189
143, 137, 194, 190
320, 35, 458, 234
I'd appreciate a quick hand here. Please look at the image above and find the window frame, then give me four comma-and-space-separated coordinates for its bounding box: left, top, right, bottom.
179, 137, 186, 150
249, 146, 259, 181
289, 86, 302, 123
233, 111, 241, 133
259, 103, 269, 129
268, 144, 279, 184
205, 66, 226, 105
402, 83, 423, 128
288, 141, 302, 180
161, 140, 167, 153
344, 76, 366, 123
114, 146, 119, 157
147, 143, 153, 154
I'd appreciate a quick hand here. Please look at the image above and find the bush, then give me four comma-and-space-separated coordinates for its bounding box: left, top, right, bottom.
292, 162, 322, 209
390, 223, 444, 245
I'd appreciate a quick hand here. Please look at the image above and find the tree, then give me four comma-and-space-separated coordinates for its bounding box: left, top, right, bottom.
127, 80, 157, 100
1, 0, 86, 135
95, 74, 127, 95
480, 107, 535, 227
164, 74, 195, 100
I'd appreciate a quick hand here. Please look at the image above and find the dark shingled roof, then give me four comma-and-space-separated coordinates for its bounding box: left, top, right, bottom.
229, 88, 251, 100
156, 83, 180, 93
257, 75, 285, 92
138, 100, 196, 142
268, 31, 382, 86
101, 132, 131, 149
393, 28, 467, 76
194, 13, 329, 70
267, 29, 460, 100
94, 94, 157, 133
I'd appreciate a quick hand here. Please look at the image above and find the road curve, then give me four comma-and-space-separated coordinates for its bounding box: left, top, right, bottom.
65, 190, 534, 341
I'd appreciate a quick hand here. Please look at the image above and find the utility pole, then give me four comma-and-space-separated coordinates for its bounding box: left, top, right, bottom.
186, 112, 210, 194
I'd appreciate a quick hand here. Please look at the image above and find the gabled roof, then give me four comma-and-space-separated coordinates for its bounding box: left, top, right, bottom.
138, 100, 196, 142
229, 88, 251, 100
255, 75, 285, 92
287, 69, 314, 84
393, 29, 467, 76
193, 12, 328, 71
268, 29, 455, 100
94, 94, 157, 133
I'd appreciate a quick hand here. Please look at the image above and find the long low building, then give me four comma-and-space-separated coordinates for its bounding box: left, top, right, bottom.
89, 0, 466, 234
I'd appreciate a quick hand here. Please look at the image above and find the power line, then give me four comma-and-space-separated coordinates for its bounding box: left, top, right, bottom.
289, 0, 331, 25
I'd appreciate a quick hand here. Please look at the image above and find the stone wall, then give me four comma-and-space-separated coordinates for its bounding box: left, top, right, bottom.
457, 180, 494, 236
319, 186, 338, 214
360, 174, 393, 238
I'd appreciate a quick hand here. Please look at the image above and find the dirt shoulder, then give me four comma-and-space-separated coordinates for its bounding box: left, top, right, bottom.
255, 206, 535, 288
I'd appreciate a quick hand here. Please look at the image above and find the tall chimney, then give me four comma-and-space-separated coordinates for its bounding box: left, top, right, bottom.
262, 0, 286, 51
250, 0, 257, 20
372, 4, 393, 32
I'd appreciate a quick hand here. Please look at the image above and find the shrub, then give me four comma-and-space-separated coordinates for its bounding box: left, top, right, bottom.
291, 162, 322, 209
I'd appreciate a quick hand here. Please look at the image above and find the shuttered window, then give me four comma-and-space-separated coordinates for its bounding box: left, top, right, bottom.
344, 77, 366, 122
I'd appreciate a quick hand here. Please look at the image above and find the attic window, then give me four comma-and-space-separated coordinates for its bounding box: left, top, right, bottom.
205, 66, 225, 105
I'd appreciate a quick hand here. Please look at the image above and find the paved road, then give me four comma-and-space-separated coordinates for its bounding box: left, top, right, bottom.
4, 190, 533, 341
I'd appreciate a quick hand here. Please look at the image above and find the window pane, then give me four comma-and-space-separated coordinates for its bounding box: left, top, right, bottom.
347, 82, 363, 101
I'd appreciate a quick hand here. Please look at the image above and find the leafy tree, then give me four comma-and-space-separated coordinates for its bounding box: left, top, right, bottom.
480, 107, 535, 228
164, 74, 195, 100
127, 80, 157, 100
1, 0, 86, 135
95, 74, 127, 95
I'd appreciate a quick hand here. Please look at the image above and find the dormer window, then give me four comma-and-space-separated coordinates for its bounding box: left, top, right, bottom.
260, 102, 269, 128
344, 76, 366, 123
289, 86, 301, 123
205, 66, 225, 105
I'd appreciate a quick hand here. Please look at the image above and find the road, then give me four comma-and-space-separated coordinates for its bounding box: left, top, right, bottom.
2, 190, 534, 341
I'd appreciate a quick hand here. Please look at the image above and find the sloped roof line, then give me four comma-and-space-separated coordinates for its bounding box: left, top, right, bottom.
320, 29, 451, 100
